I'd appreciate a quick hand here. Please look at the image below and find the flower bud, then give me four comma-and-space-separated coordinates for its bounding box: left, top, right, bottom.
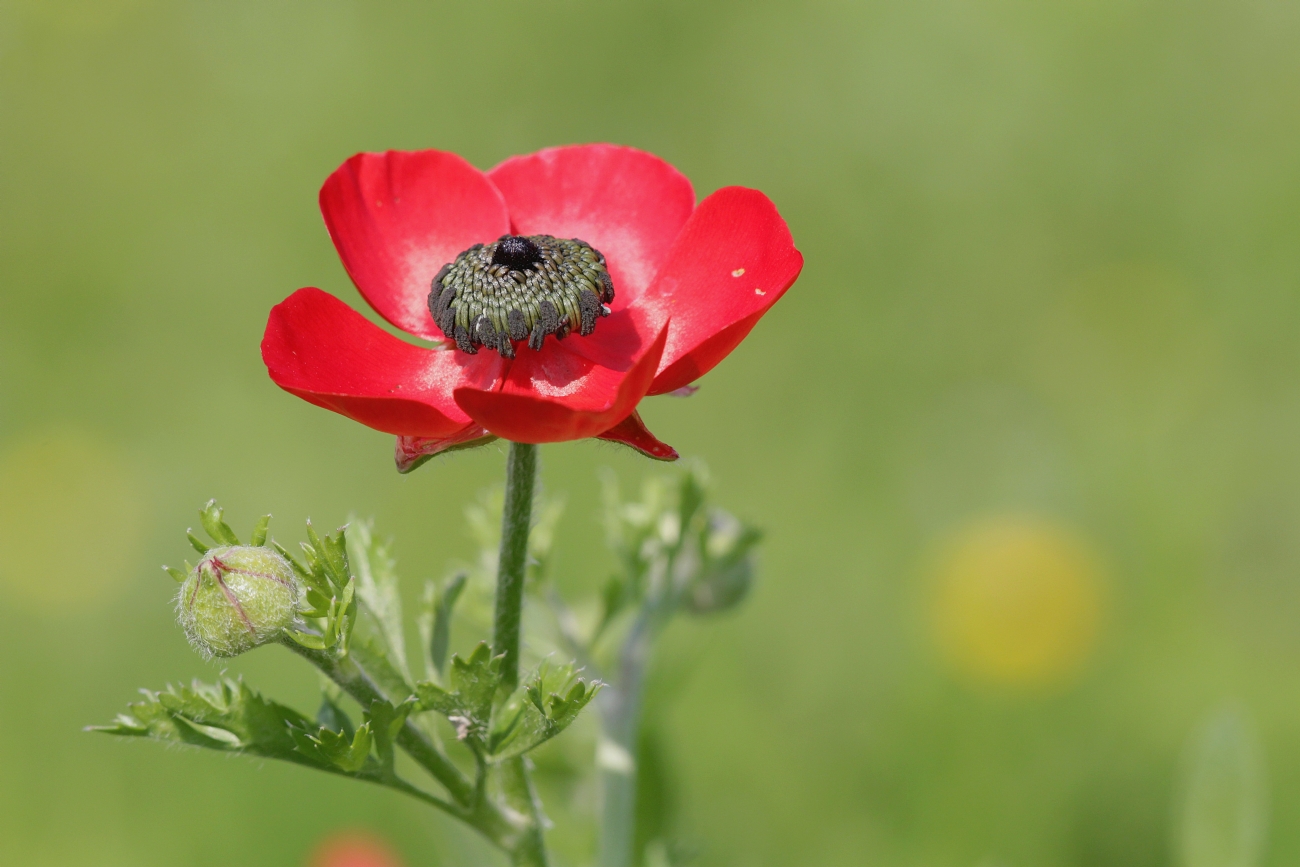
176, 546, 298, 657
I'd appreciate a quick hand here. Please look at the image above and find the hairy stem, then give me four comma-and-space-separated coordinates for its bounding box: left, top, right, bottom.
502, 756, 550, 867
597, 612, 654, 867
491, 442, 548, 865
493, 441, 537, 691
283, 640, 474, 805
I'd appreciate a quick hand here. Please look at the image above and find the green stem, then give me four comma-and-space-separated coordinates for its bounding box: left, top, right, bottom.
493, 441, 537, 691
501, 756, 550, 867
283, 641, 475, 805
597, 612, 654, 867
491, 442, 548, 866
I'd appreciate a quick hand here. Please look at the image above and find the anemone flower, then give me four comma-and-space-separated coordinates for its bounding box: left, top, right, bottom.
262, 145, 802, 471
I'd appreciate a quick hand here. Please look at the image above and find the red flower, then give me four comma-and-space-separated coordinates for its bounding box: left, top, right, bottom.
308, 833, 404, 867
261, 145, 802, 471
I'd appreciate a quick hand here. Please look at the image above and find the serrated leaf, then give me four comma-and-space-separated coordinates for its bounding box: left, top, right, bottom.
250, 515, 272, 548
347, 519, 408, 677
316, 693, 355, 740
414, 681, 460, 717
93, 678, 318, 768
365, 698, 416, 775
291, 721, 373, 773
411, 642, 503, 751
450, 642, 502, 724
199, 500, 241, 546
488, 664, 600, 760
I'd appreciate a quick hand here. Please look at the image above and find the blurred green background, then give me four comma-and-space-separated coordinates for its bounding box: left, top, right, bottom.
2, 0, 1298, 865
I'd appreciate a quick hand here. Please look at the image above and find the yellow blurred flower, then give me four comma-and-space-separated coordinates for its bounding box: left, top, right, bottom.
0, 428, 145, 609
929, 516, 1105, 688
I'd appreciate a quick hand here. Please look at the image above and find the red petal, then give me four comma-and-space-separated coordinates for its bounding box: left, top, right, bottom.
596, 411, 679, 461
395, 427, 496, 473
638, 187, 804, 395
453, 321, 669, 443
262, 287, 503, 437
488, 145, 695, 303
320, 150, 510, 341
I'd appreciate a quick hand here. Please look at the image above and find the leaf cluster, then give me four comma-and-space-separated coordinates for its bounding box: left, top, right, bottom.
593, 464, 762, 643
276, 521, 357, 654
416, 643, 598, 763
163, 499, 272, 582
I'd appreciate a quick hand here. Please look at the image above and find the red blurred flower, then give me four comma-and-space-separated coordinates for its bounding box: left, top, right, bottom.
307, 832, 404, 867
262, 145, 802, 471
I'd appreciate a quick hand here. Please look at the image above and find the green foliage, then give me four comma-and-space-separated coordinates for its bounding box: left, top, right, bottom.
92, 677, 437, 793
92, 678, 326, 770
198, 500, 241, 547
416, 642, 503, 751
494, 663, 599, 761
275, 521, 356, 655
415, 645, 599, 762
97, 473, 742, 865
347, 517, 409, 678
592, 463, 761, 643
420, 572, 468, 683
291, 715, 374, 773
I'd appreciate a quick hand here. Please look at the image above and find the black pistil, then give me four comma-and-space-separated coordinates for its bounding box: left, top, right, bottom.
491, 235, 543, 271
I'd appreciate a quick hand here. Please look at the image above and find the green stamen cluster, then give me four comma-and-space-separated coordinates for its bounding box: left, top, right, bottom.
428, 234, 615, 357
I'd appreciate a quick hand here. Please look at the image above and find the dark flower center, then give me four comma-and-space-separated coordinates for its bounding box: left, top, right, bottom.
428, 234, 615, 357
491, 235, 543, 271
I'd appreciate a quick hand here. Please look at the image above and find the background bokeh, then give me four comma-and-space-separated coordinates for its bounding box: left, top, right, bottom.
1, 1, 1298, 865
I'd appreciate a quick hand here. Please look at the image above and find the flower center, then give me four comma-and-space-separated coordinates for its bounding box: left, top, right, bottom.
428, 234, 615, 357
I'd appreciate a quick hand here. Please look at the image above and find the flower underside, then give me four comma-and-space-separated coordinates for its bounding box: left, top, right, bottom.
428, 234, 615, 357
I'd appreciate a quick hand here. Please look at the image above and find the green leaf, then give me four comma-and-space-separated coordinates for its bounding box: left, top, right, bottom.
249, 514, 272, 548
351, 634, 416, 704
163, 565, 186, 583
347, 518, 408, 677
199, 500, 242, 546
412, 642, 504, 751
274, 542, 325, 594
526, 496, 566, 585
431, 572, 467, 679
91, 678, 319, 768
488, 664, 601, 760
316, 692, 355, 740
684, 511, 761, 615
450, 642, 503, 725
282, 521, 356, 656
290, 720, 374, 773
288, 630, 328, 651
186, 530, 209, 555
676, 466, 707, 542
365, 698, 416, 776
414, 681, 460, 717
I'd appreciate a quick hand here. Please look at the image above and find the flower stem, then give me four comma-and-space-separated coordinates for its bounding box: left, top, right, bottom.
491, 441, 549, 866
493, 441, 537, 691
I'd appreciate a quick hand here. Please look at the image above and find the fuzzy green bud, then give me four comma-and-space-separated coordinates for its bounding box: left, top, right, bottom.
176, 546, 299, 658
